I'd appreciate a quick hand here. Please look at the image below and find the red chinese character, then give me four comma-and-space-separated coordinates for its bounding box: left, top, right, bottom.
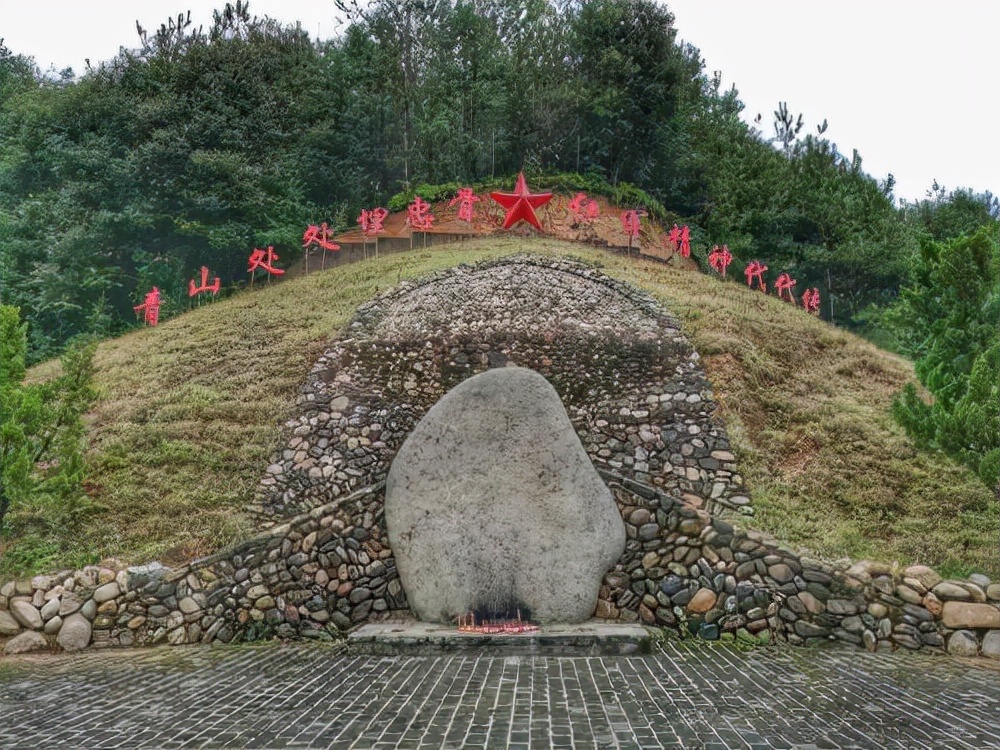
744, 261, 768, 292
303, 222, 340, 271
708, 245, 733, 277
134, 286, 161, 326
303, 222, 339, 252
357, 208, 389, 258
449, 188, 480, 223
665, 224, 691, 258
774, 272, 796, 302
620, 210, 641, 238
407, 196, 436, 231
188, 266, 221, 298
620, 210, 642, 254
358, 207, 388, 236
248, 246, 285, 287
668, 224, 682, 248
568, 192, 599, 224
802, 287, 821, 315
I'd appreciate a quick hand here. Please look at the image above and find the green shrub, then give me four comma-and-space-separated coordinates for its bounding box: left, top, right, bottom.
387, 182, 465, 213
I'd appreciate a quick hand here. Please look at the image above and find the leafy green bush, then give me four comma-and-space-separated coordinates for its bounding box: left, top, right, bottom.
387, 182, 465, 213
386, 172, 672, 224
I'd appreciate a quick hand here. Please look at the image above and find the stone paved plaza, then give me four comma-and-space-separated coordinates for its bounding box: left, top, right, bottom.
1, 639, 999, 749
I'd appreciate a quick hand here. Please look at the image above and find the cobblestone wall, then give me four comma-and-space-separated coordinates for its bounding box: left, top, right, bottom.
602, 473, 1000, 656
2, 256, 998, 659
253, 256, 748, 523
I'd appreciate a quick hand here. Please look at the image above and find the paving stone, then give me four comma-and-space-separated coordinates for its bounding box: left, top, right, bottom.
687, 588, 717, 614
43, 616, 62, 635
9, 600, 43, 630
793, 620, 830, 638
933, 581, 972, 601
39, 597, 61, 622
80, 599, 97, 621
826, 598, 859, 616
903, 564, 942, 592
3, 640, 998, 749
58, 592, 83, 617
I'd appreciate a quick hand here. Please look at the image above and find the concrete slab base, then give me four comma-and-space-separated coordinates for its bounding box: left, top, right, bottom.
347, 619, 654, 656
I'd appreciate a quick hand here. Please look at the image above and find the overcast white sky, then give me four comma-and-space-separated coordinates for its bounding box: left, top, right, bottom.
1, 0, 997, 203
667, 0, 999, 204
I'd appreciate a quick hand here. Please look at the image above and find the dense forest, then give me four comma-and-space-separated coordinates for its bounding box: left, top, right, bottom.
0, 0, 997, 484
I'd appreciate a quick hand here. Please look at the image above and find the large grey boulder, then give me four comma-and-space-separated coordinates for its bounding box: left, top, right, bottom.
56, 613, 92, 651
4, 630, 48, 655
947, 630, 979, 657
10, 599, 42, 630
982, 630, 1000, 660
385, 367, 625, 624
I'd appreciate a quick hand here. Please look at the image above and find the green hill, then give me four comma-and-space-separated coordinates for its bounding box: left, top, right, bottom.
4, 238, 996, 579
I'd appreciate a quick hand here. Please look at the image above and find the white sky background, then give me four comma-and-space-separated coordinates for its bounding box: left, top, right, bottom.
666, 0, 1000, 204
1, 0, 997, 204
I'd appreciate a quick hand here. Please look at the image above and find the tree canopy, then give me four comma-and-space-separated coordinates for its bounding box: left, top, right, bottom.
1, 1, 996, 493
1, 0, 942, 362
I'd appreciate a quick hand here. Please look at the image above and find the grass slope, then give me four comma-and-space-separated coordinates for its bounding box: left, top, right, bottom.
4, 237, 997, 578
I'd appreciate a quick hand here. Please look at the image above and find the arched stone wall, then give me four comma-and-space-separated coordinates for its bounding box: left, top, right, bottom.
254, 255, 748, 523
243, 255, 802, 636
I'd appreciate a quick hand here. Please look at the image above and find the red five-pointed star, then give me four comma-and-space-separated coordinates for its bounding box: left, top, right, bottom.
490, 172, 553, 231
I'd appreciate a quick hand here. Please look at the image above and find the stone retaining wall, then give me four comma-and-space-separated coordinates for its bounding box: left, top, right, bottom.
600, 472, 1000, 657
3, 485, 997, 658
1, 484, 398, 653
2, 256, 998, 659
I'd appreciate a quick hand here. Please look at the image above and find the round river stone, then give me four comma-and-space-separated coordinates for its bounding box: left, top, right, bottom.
385, 367, 626, 624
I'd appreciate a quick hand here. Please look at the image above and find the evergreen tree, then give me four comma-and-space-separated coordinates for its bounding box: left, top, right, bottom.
0, 305, 96, 533
891, 227, 1000, 485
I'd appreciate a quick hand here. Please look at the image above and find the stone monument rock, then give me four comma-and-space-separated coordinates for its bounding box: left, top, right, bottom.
385, 367, 625, 624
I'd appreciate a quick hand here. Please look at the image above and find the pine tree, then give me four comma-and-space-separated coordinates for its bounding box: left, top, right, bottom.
891, 227, 1000, 485
0, 305, 96, 532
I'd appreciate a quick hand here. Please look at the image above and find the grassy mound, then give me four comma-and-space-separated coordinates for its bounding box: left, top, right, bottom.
4, 237, 996, 578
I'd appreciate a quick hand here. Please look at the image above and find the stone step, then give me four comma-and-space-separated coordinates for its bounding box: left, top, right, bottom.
347, 620, 654, 656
